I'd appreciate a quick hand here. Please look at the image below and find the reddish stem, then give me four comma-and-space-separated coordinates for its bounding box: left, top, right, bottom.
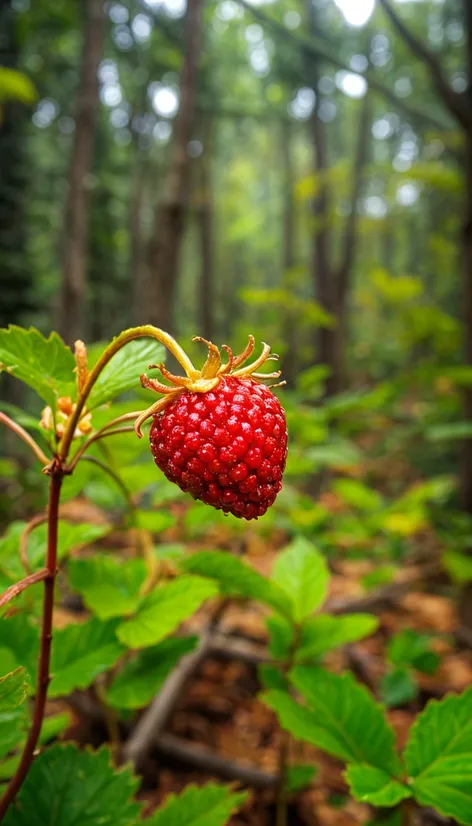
0, 471, 63, 821
0, 569, 48, 610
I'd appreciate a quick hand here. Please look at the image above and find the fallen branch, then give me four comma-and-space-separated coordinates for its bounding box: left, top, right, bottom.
122, 601, 230, 768
155, 733, 279, 789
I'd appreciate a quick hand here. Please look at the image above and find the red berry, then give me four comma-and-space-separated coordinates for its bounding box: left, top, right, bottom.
149, 377, 287, 519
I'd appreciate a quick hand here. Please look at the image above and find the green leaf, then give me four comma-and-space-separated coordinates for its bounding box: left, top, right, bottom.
3, 743, 142, 826
107, 636, 198, 709
0, 67, 37, 104
387, 630, 439, 673
346, 765, 411, 807
0, 326, 75, 407
49, 618, 124, 697
332, 479, 384, 512
265, 667, 400, 775
443, 549, 472, 584
426, 422, 472, 441
183, 551, 292, 616
295, 614, 379, 662
382, 668, 418, 708
68, 555, 147, 620
146, 782, 247, 826
0, 520, 108, 583
39, 712, 71, 744
0, 707, 28, 760
272, 538, 329, 622
133, 511, 176, 532
266, 615, 293, 660
285, 764, 317, 792
117, 576, 218, 649
0, 614, 39, 682
0, 668, 28, 711
404, 686, 472, 825
87, 338, 166, 409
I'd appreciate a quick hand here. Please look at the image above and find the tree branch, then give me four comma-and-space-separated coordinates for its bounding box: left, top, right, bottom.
235, 0, 454, 133
377, 0, 470, 129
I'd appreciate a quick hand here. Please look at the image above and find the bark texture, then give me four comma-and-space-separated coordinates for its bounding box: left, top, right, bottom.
58, 0, 106, 344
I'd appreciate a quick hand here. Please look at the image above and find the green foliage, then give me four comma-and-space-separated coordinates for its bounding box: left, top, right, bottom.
145, 782, 247, 826
106, 636, 198, 709
443, 549, 472, 584
49, 619, 124, 697
183, 550, 292, 616
285, 764, 317, 793
345, 765, 411, 807
271, 538, 329, 623
0, 669, 28, 711
0, 326, 75, 407
68, 555, 147, 620
87, 339, 166, 409
116, 576, 218, 649
404, 687, 472, 825
381, 668, 418, 708
3, 744, 142, 826
0, 67, 37, 104
0, 614, 39, 682
295, 615, 379, 662
332, 479, 384, 512
266, 667, 401, 775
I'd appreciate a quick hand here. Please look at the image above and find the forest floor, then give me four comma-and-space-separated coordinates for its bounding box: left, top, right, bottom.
47, 496, 472, 826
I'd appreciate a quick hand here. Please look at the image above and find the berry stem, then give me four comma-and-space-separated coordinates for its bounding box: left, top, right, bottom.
0, 568, 48, 610
0, 411, 50, 467
58, 326, 199, 462
0, 470, 63, 820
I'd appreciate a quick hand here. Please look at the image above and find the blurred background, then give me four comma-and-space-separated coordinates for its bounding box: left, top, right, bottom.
2, 3, 472, 819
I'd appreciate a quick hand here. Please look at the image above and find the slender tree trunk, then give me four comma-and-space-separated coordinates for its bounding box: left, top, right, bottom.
146, 0, 204, 334
334, 95, 372, 389
197, 123, 214, 341
58, 0, 106, 345
461, 1, 472, 517
280, 119, 298, 388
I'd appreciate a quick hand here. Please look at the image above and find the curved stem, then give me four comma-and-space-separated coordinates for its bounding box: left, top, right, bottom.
68, 424, 136, 472
19, 515, 48, 575
0, 569, 48, 610
58, 326, 199, 462
0, 471, 63, 820
79, 455, 134, 512
0, 412, 49, 466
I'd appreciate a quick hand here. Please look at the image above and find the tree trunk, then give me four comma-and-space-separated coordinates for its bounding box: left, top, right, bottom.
197, 123, 214, 341
146, 0, 204, 334
280, 119, 298, 388
0, 1, 33, 328
57, 0, 106, 345
334, 95, 372, 390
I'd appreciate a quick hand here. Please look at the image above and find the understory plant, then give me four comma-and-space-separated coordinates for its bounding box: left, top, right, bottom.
0, 325, 471, 826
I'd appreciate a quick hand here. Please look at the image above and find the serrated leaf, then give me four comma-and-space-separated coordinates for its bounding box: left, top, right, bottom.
49, 618, 124, 697
68, 555, 147, 620
346, 765, 411, 807
272, 538, 329, 622
107, 636, 198, 709
404, 686, 472, 825
0, 614, 39, 683
0, 520, 109, 582
87, 338, 166, 409
146, 782, 247, 826
0, 326, 75, 406
295, 614, 379, 662
183, 551, 292, 617
264, 667, 400, 776
285, 764, 317, 792
117, 576, 218, 649
0, 668, 28, 711
3, 743, 142, 826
